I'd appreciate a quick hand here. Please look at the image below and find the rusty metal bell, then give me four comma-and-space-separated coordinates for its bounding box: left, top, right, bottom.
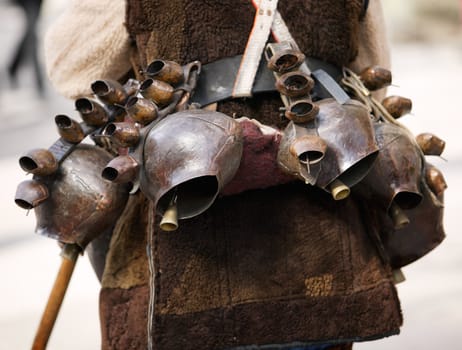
34, 145, 130, 248
357, 122, 424, 228
314, 98, 379, 199
139, 109, 243, 222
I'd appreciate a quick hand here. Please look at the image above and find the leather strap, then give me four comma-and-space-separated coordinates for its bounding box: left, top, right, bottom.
190, 55, 343, 107
232, 0, 279, 98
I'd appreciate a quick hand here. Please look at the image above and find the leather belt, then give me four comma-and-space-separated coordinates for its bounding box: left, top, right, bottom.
190, 54, 346, 107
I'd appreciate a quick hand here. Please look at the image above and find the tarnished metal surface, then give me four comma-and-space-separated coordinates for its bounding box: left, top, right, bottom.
277, 121, 326, 185
34, 145, 129, 248
383, 166, 446, 268
359, 65, 392, 91
140, 109, 243, 219
358, 122, 423, 215
416, 132, 446, 156
315, 98, 379, 190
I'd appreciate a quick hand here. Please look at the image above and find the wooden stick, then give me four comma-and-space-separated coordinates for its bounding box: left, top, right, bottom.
32, 244, 80, 350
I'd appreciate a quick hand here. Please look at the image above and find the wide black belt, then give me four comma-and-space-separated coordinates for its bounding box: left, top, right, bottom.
190, 54, 349, 107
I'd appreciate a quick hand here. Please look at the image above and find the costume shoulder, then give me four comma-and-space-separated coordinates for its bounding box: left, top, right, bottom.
44, 0, 132, 99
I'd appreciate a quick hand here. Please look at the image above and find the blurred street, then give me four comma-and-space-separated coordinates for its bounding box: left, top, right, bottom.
0, 1, 461, 349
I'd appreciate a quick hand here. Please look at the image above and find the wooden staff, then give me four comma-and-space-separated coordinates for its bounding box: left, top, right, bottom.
32, 244, 81, 350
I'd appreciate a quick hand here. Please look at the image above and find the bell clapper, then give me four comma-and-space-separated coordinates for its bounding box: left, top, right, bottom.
389, 202, 410, 229
159, 192, 179, 232
329, 179, 350, 201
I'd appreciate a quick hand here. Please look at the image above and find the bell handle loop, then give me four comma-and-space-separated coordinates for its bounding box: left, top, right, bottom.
31, 243, 81, 350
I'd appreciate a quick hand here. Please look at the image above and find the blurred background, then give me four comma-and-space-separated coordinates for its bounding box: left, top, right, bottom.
0, 0, 461, 349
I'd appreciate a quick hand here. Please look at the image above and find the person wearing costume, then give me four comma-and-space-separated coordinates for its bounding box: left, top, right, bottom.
37, 0, 444, 349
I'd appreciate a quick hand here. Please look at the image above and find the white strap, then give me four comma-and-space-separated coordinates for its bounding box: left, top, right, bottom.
232, 0, 279, 98
270, 10, 299, 50
270, 9, 312, 75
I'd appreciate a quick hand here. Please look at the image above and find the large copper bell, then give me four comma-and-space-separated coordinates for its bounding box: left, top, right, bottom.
383, 163, 446, 268
34, 145, 130, 248
140, 109, 243, 223
358, 122, 424, 228
315, 98, 379, 199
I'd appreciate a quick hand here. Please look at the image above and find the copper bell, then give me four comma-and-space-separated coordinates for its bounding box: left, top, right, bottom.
314, 99, 379, 200
382, 163, 446, 268
139, 109, 243, 227
357, 122, 423, 229
34, 145, 130, 248
278, 121, 327, 185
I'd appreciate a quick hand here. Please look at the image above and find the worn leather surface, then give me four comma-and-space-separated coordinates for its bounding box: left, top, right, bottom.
99, 181, 402, 349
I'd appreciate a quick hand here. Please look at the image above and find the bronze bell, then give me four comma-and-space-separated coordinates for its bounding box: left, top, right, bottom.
33, 145, 130, 248
91, 79, 128, 106
415, 133, 446, 156
55, 115, 85, 144
314, 98, 379, 200
275, 71, 315, 98
102, 154, 140, 184
125, 96, 158, 125
75, 98, 109, 127
359, 66, 392, 91
265, 44, 305, 74
15, 179, 49, 210
145, 59, 185, 86
381, 96, 412, 119
278, 121, 327, 185
104, 122, 141, 148
19, 148, 58, 176
425, 162, 447, 196
382, 164, 446, 268
357, 122, 424, 228
139, 109, 243, 226
139, 78, 175, 107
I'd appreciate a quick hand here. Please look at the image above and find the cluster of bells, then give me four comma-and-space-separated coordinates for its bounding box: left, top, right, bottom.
264, 41, 446, 268
14, 50, 447, 268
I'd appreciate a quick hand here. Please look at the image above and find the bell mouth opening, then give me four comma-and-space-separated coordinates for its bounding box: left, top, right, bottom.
158, 175, 219, 220
15, 198, 34, 210
91, 80, 110, 96
289, 101, 315, 118
75, 98, 94, 113
298, 150, 324, 165
55, 114, 72, 128
19, 156, 38, 172
393, 191, 423, 210
283, 74, 310, 91
275, 54, 299, 71
146, 60, 165, 76
125, 96, 138, 108
140, 79, 153, 91
336, 151, 378, 188
102, 167, 119, 181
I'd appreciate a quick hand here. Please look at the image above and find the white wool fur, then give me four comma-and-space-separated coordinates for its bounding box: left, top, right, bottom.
44, 0, 131, 99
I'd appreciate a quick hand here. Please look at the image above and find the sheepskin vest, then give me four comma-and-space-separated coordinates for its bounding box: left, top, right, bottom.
98, 1, 402, 349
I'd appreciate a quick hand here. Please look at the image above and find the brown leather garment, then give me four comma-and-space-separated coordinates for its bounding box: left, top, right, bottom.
100, 182, 402, 349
